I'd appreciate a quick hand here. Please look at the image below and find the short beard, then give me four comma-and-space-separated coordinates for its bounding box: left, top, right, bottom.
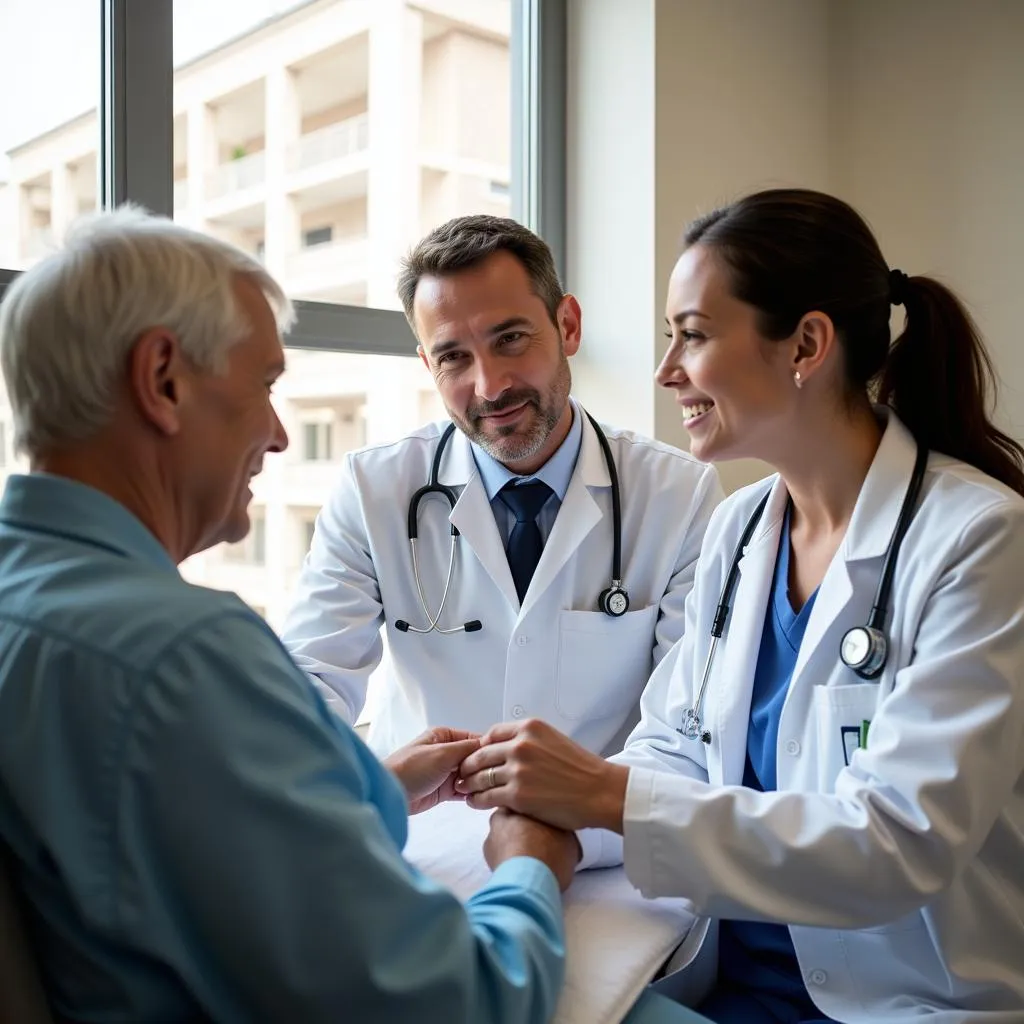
451, 357, 571, 468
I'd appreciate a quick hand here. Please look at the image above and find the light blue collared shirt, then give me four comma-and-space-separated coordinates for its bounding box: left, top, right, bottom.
0, 473, 565, 1023
471, 399, 584, 548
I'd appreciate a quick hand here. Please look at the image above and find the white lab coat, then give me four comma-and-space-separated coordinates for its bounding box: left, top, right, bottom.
282, 405, 723, 756
584, 412, 1024, 1022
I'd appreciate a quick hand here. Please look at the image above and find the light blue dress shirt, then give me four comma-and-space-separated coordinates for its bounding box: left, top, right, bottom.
471, 399, 584, 547
0, 473, 565, 1023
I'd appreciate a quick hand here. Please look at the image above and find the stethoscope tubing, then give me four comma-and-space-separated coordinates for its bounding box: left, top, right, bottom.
680, 441, 928, 744
399, 409, 625, 634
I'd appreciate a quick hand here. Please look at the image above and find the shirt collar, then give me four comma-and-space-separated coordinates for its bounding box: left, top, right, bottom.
471, 397, 583, 501
0, 473, 177, 572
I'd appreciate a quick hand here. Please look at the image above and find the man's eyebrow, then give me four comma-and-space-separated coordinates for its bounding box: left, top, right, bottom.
667, 309, 711, 326
488, 316, 533, 335
428, 338, 462, 358
427, 317, 535, 358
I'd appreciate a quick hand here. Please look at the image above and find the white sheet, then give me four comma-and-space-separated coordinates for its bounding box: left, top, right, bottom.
403, 801, 697, 1024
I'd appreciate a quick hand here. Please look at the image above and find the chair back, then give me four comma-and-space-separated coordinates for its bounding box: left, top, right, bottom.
0, 849, 55, 1024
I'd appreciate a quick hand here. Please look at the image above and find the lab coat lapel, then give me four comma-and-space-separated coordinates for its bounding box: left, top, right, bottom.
710, 479, 787, 784
518, 412, 606, 618
443, 429, 520, 609
787, 412, 920, 691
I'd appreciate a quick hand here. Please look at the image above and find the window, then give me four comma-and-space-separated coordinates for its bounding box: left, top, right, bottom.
302, 417, 334, 462
171, 0, 523, 308
295, 508, 320, 561
0, 2, 100, 272
303, 226, 333, 249
0, 0, 566, 635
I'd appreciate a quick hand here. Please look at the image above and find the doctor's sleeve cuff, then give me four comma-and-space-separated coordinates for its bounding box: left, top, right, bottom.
621, 766, 664, 897
576, 827, 625, 871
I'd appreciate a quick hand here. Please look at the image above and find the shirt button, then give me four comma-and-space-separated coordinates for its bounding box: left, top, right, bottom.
511, 705, 525, 718
516, 635, 529, 646
785, 739, 801, 756
808, 969, 828, 986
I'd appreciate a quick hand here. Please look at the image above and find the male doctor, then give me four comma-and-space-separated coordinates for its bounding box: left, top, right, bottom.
282, 215, 722, 756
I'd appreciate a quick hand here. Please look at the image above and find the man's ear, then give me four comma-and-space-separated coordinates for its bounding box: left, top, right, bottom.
128, 327, 188, 437
417, 343, 431, 373
557, 294, 582, 357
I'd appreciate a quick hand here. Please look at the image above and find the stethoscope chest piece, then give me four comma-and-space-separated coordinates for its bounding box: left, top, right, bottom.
677, 438, 928, 745
681, 708, 711, 745
598, 584, 629, 617
840, 625, 887, 679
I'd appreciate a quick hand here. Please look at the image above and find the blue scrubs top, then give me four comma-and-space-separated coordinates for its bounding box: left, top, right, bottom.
697, 505, 837, 1024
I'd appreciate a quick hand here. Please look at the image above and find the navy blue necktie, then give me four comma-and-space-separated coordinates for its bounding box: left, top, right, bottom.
500, 480, 553, 602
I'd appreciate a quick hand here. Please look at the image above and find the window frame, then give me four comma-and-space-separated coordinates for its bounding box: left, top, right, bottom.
0, 0, 568, 358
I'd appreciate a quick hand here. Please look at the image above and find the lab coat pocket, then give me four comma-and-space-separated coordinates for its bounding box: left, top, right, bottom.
555, 605, 659, 720
812, 682, 881, 792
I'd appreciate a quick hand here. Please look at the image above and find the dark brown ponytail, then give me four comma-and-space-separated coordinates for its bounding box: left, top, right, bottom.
684, 188, 1024, 497
880, 276, 1024, 495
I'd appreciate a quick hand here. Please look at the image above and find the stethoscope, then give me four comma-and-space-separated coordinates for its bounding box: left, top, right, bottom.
680, 441, 929, 744
395, 410, 630, 634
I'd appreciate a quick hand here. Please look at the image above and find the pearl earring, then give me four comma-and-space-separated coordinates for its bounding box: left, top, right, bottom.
793, 371, 803, 389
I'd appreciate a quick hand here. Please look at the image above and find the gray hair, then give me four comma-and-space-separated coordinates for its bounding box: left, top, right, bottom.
0, 205, 294, 459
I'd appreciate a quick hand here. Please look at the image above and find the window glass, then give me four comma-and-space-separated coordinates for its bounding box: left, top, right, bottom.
0, 0, 100, 271
172, 0, 513, 307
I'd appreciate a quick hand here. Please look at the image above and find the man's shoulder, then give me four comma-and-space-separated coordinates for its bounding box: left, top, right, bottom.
597, 421, 712, 479
6, 553, 263, 673
348, 420, 449, 467
336, 420, 450, 491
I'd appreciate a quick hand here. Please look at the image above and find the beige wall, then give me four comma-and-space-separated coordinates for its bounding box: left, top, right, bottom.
566, 0, 657, 439
652, 0, 830, 494
828, 0, 1024, 441
569, 0, 1024, 493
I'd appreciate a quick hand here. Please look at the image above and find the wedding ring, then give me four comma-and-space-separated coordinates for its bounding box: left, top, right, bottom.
487, 765, 497, 790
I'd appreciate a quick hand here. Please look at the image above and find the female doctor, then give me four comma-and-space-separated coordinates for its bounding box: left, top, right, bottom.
456, 189, 1024, 1023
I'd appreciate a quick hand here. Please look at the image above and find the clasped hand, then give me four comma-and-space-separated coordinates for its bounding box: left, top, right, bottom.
383, 726, 481, 815
383, 724, 582, 890
454, 718, 629, 834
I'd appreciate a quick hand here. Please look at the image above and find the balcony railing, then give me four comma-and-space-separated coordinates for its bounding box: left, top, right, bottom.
283, 458, 348, 500
206, 150, 266, 200
287, 114, 369, 174
285, 236, 368, 284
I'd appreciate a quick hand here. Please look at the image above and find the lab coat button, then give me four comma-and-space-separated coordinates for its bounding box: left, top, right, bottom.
516, 634, 529, 646
785, 739, 801, 756
512, 704, 525, 718
808, 969, 828, 986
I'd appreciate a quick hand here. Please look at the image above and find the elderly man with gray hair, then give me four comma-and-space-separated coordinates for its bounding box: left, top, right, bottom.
0, 208, 580, 1023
